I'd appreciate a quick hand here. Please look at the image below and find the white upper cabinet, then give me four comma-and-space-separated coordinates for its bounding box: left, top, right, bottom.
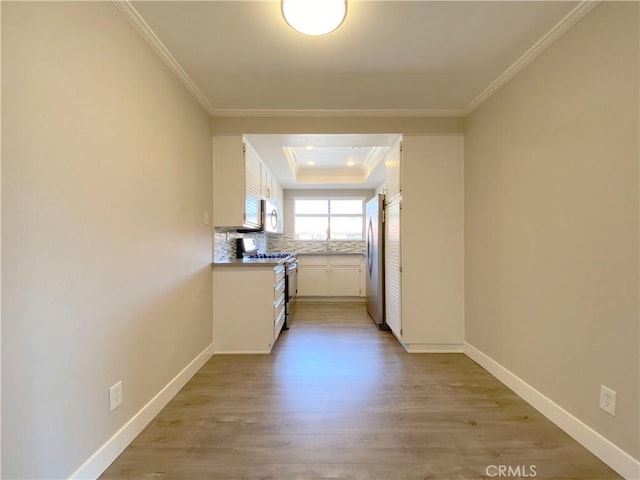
244, 142, 264, 228
213, 135, 283, 232
249, 140, 283, 233
261, 165, 273, 200
213, 135, 257, 229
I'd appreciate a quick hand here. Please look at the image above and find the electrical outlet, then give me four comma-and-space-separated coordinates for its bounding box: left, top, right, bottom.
109, 381, 123, 412
599, 385, 616, 416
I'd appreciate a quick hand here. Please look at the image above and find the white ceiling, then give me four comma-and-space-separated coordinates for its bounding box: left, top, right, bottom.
128, 0, 582, 188
132, 0, 579, 114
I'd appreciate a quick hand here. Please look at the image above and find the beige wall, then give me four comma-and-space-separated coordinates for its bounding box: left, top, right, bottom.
401, 135, 465, 349
1, 3, 213, 478
465, 2, 639, 460
283, 188, 375, 235
211, 115, 465, 135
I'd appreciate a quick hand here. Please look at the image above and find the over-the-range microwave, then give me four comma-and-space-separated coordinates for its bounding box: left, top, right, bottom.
262, 199, 279, 233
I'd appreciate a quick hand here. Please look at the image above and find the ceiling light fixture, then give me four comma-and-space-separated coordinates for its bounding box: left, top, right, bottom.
305, 145, 315, 150
281, 0, 347, 36
307, 160, 316, 165
346, 160, 355, 166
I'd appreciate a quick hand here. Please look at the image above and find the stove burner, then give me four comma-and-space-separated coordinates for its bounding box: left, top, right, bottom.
249, 252, 294, 259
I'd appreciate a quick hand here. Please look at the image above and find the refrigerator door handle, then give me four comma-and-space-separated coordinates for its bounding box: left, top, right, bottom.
367, 218, 374, 276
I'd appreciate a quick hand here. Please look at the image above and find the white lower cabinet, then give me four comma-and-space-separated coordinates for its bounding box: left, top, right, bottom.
328, 267, 361, 296
297, 266, 329, 296
273, 265, 286, 337
213, 264, 286, 353
298, 255, 364, 297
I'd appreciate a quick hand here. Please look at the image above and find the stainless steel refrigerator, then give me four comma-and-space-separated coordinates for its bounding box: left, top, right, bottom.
366, 194, 388, 329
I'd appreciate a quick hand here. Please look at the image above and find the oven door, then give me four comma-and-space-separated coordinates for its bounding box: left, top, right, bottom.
286, 260, 297, 324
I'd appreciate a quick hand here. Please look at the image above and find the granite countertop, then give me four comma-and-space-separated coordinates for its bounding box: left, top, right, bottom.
212, 257, 288, 268
213, 252, 365, 267
296, 252, 365, 256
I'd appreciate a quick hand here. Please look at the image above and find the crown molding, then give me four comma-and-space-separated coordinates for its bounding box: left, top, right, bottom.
112, 0, 215, 116
282, 146, 300, 180
209, 108, 467, 118
463, 0, 601, 115
110, 2, 458, 119
115, 0, 599, 120
363, 146, 386, 179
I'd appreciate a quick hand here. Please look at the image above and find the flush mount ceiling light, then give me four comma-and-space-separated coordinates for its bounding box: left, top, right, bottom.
281, 0, 348, 36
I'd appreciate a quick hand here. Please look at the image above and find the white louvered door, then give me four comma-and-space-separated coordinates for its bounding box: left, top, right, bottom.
244, 142, 262, 228
385, 199, 402, 338
385, 139, 402, 201
385, 139, 402, 339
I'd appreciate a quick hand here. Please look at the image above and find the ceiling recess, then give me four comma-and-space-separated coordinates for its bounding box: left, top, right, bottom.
282, 145, 387, 185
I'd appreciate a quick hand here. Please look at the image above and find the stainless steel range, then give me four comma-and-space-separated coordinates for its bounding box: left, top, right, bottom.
284, 256, 297, 327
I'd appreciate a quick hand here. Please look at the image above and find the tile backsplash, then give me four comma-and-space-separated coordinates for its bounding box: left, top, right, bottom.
268, 234, 365, 254
213, 232, 267, 262
214, 232, 365, 261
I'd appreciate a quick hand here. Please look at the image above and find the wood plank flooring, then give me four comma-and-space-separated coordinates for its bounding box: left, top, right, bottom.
100, 302, 621, 479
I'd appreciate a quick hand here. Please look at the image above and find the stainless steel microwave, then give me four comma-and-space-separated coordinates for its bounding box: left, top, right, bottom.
262, 200, 279, 233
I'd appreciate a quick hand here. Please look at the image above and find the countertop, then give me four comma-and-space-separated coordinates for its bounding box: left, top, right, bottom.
212, 258, 288, 268
295, 252, 365, 256
213, 252, 364, 267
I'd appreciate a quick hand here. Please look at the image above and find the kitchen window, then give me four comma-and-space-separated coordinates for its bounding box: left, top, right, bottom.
294, 198, 365, 240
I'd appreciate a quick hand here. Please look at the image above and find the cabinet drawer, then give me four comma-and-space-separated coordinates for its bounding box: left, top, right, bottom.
274, 279, 285, 299
298, 256, 329, 266
274, 301, 285, 327
274, 265, 285, 292
274, 307, 285, 339
274, 290, 286, 309
274, 264, 285, 278
329, 255, 362, 266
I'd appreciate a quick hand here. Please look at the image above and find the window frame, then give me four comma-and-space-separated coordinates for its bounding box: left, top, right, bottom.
293, 196, 366, 241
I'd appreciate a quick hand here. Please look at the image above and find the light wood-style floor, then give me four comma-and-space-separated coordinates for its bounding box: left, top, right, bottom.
100, 303, 620, 479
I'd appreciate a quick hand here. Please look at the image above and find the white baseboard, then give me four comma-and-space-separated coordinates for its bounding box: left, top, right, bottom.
68, 342, 214, 480
296, 296, 365, 303
464, 342, 640, 480
403, 342, 464, 353
212, 350, 271, 354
